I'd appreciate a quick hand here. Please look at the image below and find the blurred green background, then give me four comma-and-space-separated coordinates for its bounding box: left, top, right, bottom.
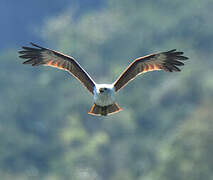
1, 0, 213, 179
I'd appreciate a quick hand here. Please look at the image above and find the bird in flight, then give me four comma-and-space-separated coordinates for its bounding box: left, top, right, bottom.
19, 43, 188, 116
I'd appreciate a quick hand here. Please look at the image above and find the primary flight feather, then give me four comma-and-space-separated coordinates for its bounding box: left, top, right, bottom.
19, 43, 188, 116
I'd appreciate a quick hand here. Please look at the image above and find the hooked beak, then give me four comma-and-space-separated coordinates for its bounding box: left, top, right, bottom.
99, 88, 104, 93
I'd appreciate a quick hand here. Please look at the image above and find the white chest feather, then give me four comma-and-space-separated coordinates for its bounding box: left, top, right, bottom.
93, 84, 115, 106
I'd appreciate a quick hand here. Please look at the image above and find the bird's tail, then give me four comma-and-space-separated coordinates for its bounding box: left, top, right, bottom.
88, 103, 122, 116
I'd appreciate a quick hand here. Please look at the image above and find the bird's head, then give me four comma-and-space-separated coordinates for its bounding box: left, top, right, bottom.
99, 87, 109, 94
94, 84, 114, 95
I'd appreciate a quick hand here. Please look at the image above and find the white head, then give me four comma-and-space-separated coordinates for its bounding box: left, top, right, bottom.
93, 84, 115, 106
94, 84, 115, 95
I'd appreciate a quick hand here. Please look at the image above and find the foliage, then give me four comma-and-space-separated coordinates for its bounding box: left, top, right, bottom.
0, 0, 213, 179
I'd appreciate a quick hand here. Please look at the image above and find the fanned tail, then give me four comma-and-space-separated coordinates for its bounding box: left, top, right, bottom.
88, 103, 122, 116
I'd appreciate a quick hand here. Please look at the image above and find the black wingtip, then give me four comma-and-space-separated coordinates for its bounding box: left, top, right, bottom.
163, 49, 189, 72
18, 50, 26, 54
167, 49, 177, 53
22, 59, 34, 64
177, 56, 189, 60
30, 42, 43, 49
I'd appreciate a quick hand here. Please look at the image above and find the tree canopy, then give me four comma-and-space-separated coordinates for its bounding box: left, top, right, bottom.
0, 0, 213, 179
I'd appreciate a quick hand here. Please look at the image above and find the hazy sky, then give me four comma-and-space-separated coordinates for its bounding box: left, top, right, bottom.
0, 0, 104, 50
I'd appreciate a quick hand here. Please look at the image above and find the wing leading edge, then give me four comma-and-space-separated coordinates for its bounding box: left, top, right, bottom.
113, 49, 188, 92
19, 43, 96, 94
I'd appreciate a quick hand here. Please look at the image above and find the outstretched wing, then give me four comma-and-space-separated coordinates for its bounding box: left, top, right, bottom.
113, 49, 188, 92
19, 43, 95, 94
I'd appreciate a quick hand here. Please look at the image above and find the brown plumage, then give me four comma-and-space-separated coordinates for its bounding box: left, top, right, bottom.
19, 43, 95, 94
113, 49, 188, 92
19, 43, 188, 116
88, 103, 122, 116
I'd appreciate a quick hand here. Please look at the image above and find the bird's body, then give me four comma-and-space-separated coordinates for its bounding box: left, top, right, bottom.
93, 84, 115, 106
19, 43, 188, 116
89, 84, 122, 116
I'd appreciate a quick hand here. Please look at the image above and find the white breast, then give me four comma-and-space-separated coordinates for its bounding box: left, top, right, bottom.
93, 84, 115, 106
